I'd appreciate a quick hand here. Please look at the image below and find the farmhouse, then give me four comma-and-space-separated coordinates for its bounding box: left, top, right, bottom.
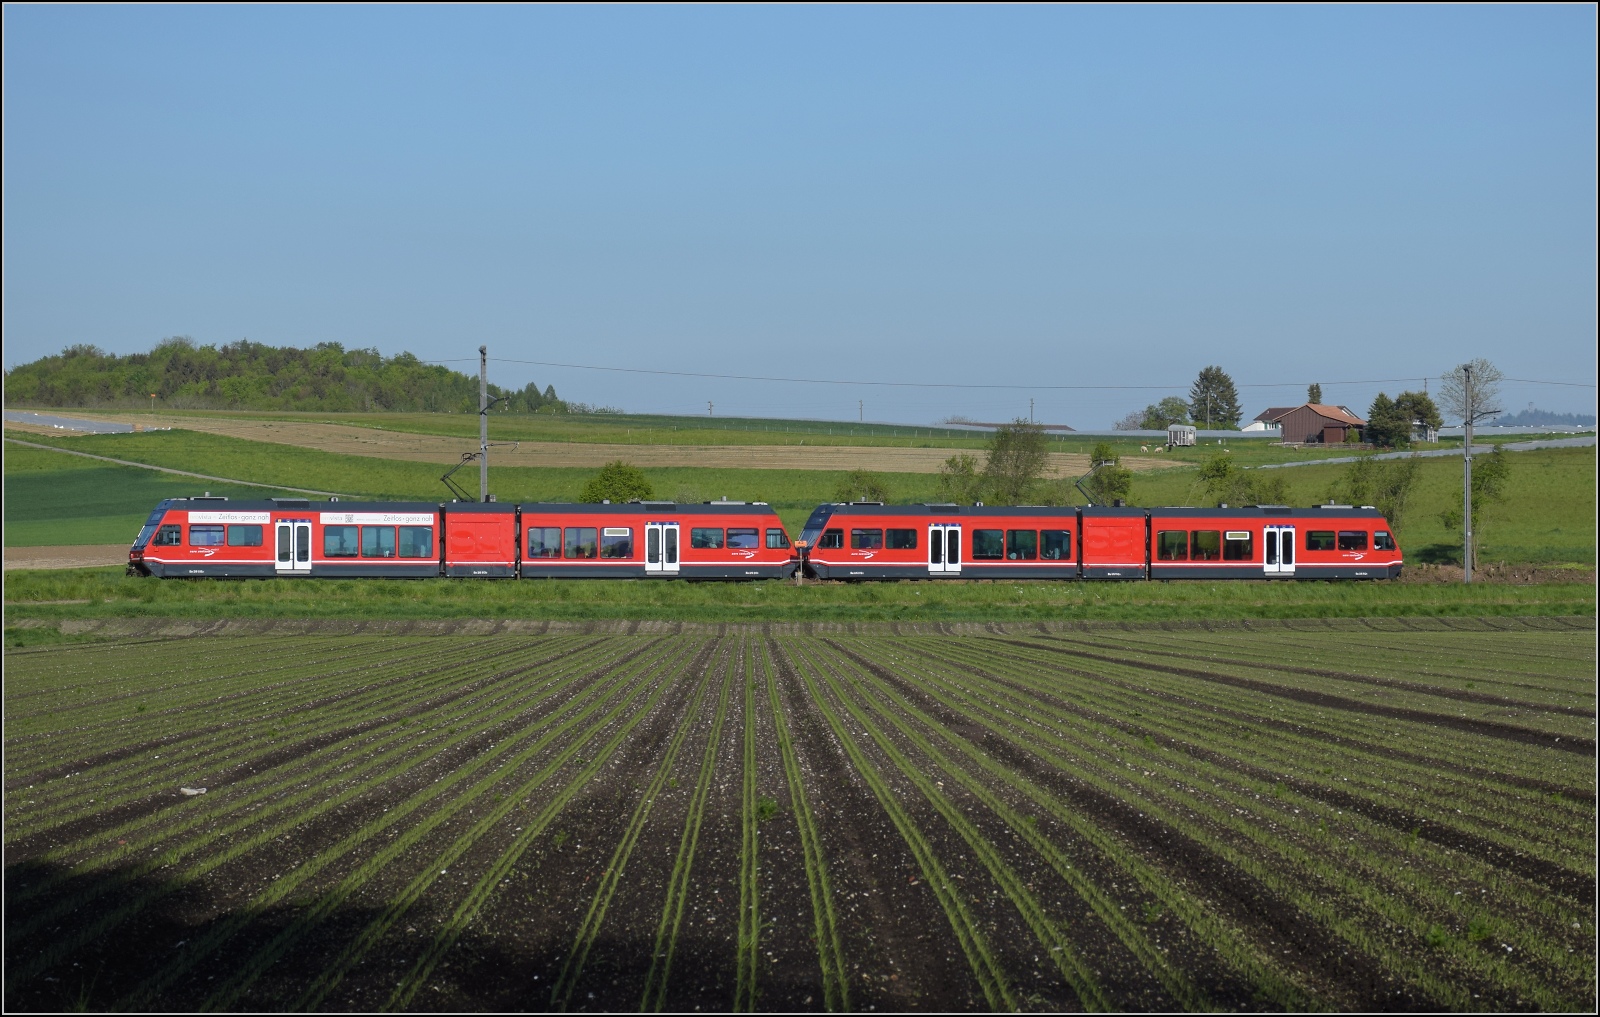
1252, 403, 1367, 444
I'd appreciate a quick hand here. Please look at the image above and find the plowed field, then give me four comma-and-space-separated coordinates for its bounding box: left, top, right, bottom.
58, 414, 1174, 475
4, 621, 1593, 1011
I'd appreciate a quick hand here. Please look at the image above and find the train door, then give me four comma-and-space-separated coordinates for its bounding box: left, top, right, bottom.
645, 522, 680, 576
928, 524, 962, 576
1264, 525, 1295, 577
275, 520, 312, 575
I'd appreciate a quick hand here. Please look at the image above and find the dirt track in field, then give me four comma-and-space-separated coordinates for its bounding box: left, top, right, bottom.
56, 413, 1177, 476
3, 545, 129, 571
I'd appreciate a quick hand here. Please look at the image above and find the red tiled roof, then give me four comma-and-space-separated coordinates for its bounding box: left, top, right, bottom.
1308, 403, 1367, 426
1254, 403, 1367, 426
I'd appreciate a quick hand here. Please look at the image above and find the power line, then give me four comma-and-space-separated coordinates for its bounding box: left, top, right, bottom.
411, 356, 1595, 391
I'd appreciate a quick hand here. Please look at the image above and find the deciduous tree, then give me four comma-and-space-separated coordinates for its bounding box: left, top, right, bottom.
580, 461, 653, 503
982, 419, 1049, 504
1081, 442, 1133, 505
834, 470, 891, 503
935, 454, 984, 503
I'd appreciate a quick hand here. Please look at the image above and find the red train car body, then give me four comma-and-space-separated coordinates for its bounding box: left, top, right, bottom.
129, 498, 799, 580
517, 502, 797, 579
800, 503, 1401, 581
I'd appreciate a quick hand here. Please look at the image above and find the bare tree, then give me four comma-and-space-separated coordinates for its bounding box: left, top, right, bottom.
1438, 359, 1503, 583
1438, 359, 1503, 426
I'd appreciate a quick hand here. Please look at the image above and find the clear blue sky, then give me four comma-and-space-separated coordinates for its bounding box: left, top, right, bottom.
4, 5, 1594, 426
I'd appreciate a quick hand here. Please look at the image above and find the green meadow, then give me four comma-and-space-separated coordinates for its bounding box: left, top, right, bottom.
5, 426, 1594, 565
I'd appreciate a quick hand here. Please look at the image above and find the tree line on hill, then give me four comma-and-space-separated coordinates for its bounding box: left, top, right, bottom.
2, 337, 590, 414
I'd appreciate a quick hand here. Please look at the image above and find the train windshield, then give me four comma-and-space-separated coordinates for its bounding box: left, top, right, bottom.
799, 506, 834, 546
131, 505, 168, 549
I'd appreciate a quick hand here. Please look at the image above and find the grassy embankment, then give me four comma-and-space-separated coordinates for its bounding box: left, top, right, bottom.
7, 425, 1593, 566
4, 567, 1592, 640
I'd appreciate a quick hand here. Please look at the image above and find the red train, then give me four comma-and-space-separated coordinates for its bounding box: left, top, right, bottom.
798, 503, 1402, 580
128, 498, 799, 580
128, 497, 1401, 581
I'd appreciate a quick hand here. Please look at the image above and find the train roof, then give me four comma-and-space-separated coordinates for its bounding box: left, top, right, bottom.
155, 497, 437, 512
517, 501, 780, 516
813, 503, 1110, 518
809, 502, 1387, 519
1146, 505, 1387, 518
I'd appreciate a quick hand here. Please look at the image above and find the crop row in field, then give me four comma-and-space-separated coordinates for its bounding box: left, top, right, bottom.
4, 624, 1594, 1010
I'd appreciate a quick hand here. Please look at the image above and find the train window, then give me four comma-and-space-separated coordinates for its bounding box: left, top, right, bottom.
1006, 530, 1037, 561
818, 529, 843, 549
361, 526, 397, 558
189, 525, 225, 547
1222, 531, 1254, 561
527, 527, 561, 559
1041, 530, 1072, 560
399, 526, 433, 559
1337, 530, 1369, 551
1190, 531, 1222, 561
690, 528, 724, 549
565, 527, 598, 559
971, 529, 1004, 559
601, 527, 633, 559
227, 524, 264, 547
886, 529, 917, 550
325, 526, 360, 557
850, 528, 884, 549
727, 528, 760, 550
1155, 531, 1188, 561
765, 529, 791, 549
1306, 530, 1336, 551
154, 524, 183, 546
1375, 531, 1396, 551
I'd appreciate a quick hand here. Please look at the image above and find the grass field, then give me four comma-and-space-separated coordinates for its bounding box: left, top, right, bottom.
4, 622, 1593, 1010
3, 567, 1594, 635
8, 425, 1593, 565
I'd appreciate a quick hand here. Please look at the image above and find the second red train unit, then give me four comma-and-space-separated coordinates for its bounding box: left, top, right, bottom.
799, 502, 1401, 580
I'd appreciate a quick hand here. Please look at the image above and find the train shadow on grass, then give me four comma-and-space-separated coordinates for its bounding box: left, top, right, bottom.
4, 858, 817, 1012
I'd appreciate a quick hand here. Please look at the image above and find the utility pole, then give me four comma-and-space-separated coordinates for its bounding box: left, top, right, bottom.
708, 400, 713, 417
1029, 397, 1034, 423
859, 399, 863, 423
1463, 364, 1473, 583
479, 345, 489, 503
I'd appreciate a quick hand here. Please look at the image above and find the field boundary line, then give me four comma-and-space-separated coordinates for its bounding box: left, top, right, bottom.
2, 436, 346, 496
